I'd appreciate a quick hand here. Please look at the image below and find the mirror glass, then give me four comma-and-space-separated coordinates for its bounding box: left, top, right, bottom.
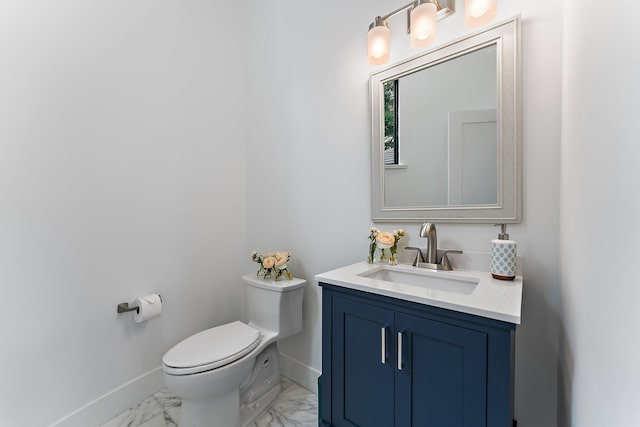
384, 44, 497, 207
371, 17, 520, 222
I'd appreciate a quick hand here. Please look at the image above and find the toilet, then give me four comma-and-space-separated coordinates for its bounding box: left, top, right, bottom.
162, 274, 306, 427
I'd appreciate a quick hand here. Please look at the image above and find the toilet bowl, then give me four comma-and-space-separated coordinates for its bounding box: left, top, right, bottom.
162, 274, 306, 427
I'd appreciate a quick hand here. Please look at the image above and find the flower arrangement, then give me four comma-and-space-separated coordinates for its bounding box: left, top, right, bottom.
251, 251, 293, 281
368, 227, 404, 265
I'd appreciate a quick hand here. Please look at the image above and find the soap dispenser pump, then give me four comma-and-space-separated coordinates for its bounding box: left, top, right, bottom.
490, 224, 517, 280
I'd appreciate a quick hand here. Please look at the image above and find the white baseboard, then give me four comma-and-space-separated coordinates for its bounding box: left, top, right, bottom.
279, 352, 320, 395
49, 355, 316, 427
48, 366, 165, 427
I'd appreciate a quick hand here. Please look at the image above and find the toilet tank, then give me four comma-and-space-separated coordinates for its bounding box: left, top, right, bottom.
241, 274, 306, 340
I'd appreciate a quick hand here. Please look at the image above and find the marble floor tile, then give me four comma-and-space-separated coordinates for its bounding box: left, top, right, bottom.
101, 376, 317, 427
249, 378, 317, 427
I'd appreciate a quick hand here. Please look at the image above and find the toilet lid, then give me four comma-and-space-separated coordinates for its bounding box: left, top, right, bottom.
163, 321, 261, 374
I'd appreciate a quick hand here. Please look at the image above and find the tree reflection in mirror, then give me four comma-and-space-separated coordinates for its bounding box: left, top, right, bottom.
384, 80, 398, 165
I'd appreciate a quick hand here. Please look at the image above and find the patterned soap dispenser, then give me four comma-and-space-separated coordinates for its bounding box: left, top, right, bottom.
490, 224, 517, 281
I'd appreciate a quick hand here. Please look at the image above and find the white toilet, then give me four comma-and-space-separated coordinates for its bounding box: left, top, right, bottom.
162, 274, 306, 427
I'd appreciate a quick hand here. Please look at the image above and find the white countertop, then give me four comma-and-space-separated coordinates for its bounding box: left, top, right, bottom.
315, 261, 522, 324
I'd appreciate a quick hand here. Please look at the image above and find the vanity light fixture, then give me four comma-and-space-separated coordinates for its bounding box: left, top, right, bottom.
367, 0, 498, 65
367, 0, 454, 66
410, 0, 438, 49
464, 0, 497, 28
368, 17, 391, 65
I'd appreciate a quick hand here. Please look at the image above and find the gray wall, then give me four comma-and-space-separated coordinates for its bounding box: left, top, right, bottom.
0, 1, 249, 425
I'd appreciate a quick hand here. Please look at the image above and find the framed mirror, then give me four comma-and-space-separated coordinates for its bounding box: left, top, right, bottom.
371, 17, 520, 223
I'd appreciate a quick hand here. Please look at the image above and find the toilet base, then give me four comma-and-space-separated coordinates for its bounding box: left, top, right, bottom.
239, 343, 281, 426
180, 389, 240, 427
240, 383, 280, 426
164, 343, 256, 427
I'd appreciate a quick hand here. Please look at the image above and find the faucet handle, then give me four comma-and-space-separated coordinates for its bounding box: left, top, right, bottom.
404, 247, 426, 267
439, 249, 463, 271
440, 249, 463, 256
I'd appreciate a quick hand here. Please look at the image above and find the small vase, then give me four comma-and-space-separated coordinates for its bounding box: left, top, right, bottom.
388, 244, 398, 265
368, 242, 377, 264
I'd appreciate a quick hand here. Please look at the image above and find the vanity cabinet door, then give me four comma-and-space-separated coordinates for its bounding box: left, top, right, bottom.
395, 312, 488, 427
331, 295, 395, 427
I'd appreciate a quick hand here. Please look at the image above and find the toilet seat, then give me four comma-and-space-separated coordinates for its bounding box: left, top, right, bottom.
163, 321, 261, 375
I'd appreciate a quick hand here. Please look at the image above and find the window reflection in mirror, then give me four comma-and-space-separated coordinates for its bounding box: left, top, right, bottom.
383, 80, 398, 165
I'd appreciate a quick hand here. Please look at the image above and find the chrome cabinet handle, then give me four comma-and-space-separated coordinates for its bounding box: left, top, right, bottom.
381, 327, 387, 364
397, 332, 403, 370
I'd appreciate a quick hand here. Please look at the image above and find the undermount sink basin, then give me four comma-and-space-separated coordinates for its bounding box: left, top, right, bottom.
316, 261, 523, 323
358, 266, 479, 295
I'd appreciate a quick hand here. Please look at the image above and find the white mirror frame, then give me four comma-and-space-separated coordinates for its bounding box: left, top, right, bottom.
371, 16, 521, 223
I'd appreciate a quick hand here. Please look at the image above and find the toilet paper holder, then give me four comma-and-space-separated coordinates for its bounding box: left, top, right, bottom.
117, 302, 139, 314
117, 295, 162, 314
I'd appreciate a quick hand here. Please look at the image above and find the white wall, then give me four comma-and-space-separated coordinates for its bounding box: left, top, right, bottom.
0, 1, 249, 425
246, 0, 374, 389
248, 1, 563, 426
560, 1, 640, 425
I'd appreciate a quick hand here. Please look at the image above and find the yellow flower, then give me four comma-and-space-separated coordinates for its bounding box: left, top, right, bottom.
276, 251, 289, 261
376, 231, 395, 249
263, 256, 276, 268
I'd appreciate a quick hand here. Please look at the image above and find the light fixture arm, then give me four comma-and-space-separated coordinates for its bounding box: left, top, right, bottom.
376, 0, 442, 21
370, 0, 453, 34
378, 1, 415, 22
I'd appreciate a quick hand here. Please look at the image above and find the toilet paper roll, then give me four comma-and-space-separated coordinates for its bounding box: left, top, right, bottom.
133, 294, 162, 323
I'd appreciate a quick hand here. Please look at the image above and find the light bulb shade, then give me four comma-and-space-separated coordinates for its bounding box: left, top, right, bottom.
410, 2, 437, 49
465, 0, 497, 28
368, 23, 390, 65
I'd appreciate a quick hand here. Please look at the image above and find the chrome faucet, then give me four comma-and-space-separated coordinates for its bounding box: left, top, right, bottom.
405, 223, 463, 271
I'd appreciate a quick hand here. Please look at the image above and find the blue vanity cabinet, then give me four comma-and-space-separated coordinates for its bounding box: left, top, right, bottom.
320, 283, 515, 427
